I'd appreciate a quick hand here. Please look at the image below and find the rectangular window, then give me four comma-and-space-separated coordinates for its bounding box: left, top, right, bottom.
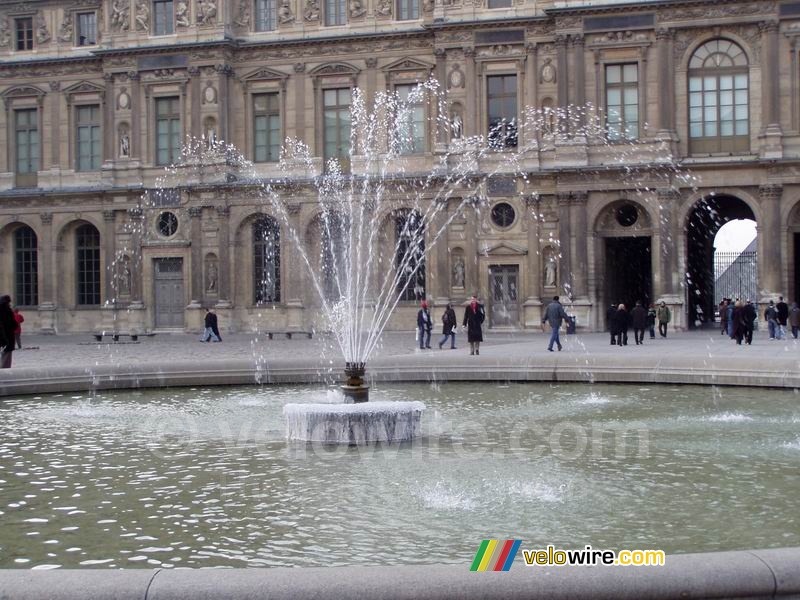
323, 88, 351, 170
14, 228, 38, 307
254, 0, 277, 31
396, 0, 418, 20
487, 74, 518, 149
76, 226, 101, 306
253, 93, 281, 163
325, 0, 346, 25
153, 0, 174, 35
488, 0, 512, 7
15, 109, 39, 178
76, 105, 102, 172
605, 63, 639, 140
155, 97, 181, 166
76, 12, 97, 45
395, 84, 426, 155
16, 17, 33, 51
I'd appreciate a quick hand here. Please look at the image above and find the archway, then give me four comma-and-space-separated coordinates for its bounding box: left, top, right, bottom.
686, 194, 756, 328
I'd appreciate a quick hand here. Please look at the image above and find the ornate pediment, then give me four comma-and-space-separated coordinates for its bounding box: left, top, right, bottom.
309, 62, 360, 78
63, 80, 105, 95
1, 85, 46, 100
483, 241, 527, 256
241, 66, 289, 84
381, 57, 434, 74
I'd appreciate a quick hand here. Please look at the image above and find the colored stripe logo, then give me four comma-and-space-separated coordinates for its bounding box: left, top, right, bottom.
470, 540, 522, 571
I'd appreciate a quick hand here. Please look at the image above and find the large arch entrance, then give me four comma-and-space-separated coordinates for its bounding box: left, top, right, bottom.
686, 194, 756, 328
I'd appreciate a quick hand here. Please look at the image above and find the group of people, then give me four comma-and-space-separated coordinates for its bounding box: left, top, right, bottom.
416, 295, 486, 355
605, 301, 672, 346
719, 296, 800, 344
0, 295, 24, 368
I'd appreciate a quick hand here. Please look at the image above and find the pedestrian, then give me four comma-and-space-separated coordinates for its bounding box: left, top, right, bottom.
790, 302, 800, 339
417, 300, 432, 350
542, 295, 569, 352
726, 300, 735, 338
606, 304, 618, 345
209, 309, 222, 342
719, 298, 729, 336
777, 296, 789, 340
438, 303, 457, 350
462, 295, 485, 356
743, 299, 756, 345
733, 300, 746, 345
631, 301, 648, 345
657, 301, 671, 338
13, 308, 24, 349
647, 303, 657, 339
615, 303, 630, 347
200, 308, 221, 342
765, 300, 779, 340
0, 296, 16, 368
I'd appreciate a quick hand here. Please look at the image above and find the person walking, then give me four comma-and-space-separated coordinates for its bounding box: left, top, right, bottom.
657, 301, 671, 338
417, 300, 432, 350
743, 299, 757, 345
209, 309, 222, 342
462, 295, 485, 356
733, 300, 746, 345
765, 300, 779, 340
615, 304, 630, 347
726, 300, 735, 338
542, 295, 569, 352
631, 301, 648, 345
13, 308, 24, 349
438, 303, 457, 350
647, 303, 657, 340
606, 304, 618, 345
719, 298, 729, 336
790, 302, 800, 339
777, 296, 789, 340
200, 309, 221, 342
0, 296, 17, 368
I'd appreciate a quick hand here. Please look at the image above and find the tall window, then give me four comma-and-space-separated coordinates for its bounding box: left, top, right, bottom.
688, 39, 749, 154
76, 12, 97, 45
395, 210, 425, 302
155, 97, 181, 166
14, 227, 38, 307
394, 84, 425, 155
605, 63, 639, 140
253, 93, 280, 162
396, 0, 418, 20
76, 223, 101, 306
325, 0, 346, 25
15, 109, 38, 187
254, 0, 277, 31
153, 0, 174, 35
323, 88, 351, 171
253, 217, 280, 303
319, 213, 347, 301
76, 105, 101, 171
487, 74, 517, 149
15, 17, 33, 51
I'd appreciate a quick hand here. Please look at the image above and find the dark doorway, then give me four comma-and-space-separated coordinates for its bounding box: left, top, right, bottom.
604, 237, 652, 312
686, 195, 756, 328
489, 265, 519, 327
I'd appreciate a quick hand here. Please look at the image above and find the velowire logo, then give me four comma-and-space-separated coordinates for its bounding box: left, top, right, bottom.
469, 539, 522, 572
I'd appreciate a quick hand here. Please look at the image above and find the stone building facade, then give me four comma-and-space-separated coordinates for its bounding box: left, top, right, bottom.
0, 0, 798, 333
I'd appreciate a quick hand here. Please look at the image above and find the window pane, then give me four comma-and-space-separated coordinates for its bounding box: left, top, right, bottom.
704, 76, 717, 90
735, 120, 748, 135
720, 121, 734, 136
689, 77, 702, 92
735, 74, 747, 89
690, 123, 702, 137
622, 63, 638, 82
704, 122, 717, 136
623, 88, 637, 105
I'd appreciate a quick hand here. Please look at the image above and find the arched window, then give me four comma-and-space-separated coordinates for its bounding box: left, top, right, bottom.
76, 223, 101, 306
395, 210, 425, 302
688, 39, 749, 154
253, 216, 280, 304
319, 212, 348, 302
14, 226, 38, 306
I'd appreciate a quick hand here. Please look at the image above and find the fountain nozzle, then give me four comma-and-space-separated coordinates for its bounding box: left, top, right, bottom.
342, 362, 369, 403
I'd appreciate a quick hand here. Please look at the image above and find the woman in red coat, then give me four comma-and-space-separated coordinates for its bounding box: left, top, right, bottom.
462, 295, 485, 356
13, 308, 24, 349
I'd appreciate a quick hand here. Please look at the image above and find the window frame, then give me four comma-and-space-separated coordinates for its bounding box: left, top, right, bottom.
253, 216, 281, 305
75, 103, 102, 172
75, 223, 101, 307
395, 210, 426, 303
15, 16, 33, 51
154, 95, 182, 166
152, 0, 175, 36
396, 0, 419, 21
14, 226, 38, 307
324, 0, 346, 26
254, 0, 277, 31
252, 92, 281, 163
322, 86, 352, 172
14, 107, 39, 187
487, 0, 512, 8
486, 73, 519, 150
604, 62, 640, 141
393, 83, 427, 155
76, 11, 98, 46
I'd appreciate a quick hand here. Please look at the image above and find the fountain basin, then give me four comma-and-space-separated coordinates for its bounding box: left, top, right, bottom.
284, 400, 425, 444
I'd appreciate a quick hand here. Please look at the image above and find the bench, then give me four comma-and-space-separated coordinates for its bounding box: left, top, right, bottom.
93, 332, 155, 342
266, 331, 313, 340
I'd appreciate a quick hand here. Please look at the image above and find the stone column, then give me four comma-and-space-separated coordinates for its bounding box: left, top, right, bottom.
572, 35, 585, 126
555, 35, 569, 127
129, 72, 142, 160
188, 206, 203, 305
433, 198, 450, 305
557, 193, 572, 296
434, 48, 448, 148
103, 73, 114, 163
215, 205, 231, 307
463, 47, 477, 137
127, 207, 144, 305
188, 67, 202, 139
656, 189, 679, 298
48, 81, 61, 170
759, 184, 783, 299
523, 195, 542, 325
103, 209, 117, 304
525, 43, 538, 146
570, 192, 588, 299
463, 198, 479, 297
760, 19, 783, 158
293, 63, 305, 141
37, 211, 56, 333
216, 64, 232, 142
284, 203, 304, 329
655, 28, 676, 138
365, 57, 378, 111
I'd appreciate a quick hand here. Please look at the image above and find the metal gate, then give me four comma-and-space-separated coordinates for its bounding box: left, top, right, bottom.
154, 257, 184, 329
489, 265, 519, 327
714, 250, 757, 305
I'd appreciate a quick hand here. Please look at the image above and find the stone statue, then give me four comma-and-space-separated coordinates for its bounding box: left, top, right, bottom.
135, 0, 150, 32
375, 0, 392, 17
450, 112, 463, 140
58, 11, 74, 43
545, 252, 557, 287
303, 0, 320, 21
422, 0, 434, 12
36, 13, 51, 44
119, 131, 130, 157
176, 0, 190, 27
206, 261, 218, 293
278, 0, 295, 23
111, 0, 130, 31
197, 0, 218, 25
452, 257, 465, 288
118, 258, 132, 296
349, 0, 366, 18
234, 0, 251, 26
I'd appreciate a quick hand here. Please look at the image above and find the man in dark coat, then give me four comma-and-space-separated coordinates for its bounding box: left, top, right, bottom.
743, 300, 757, 345
462, 295, 485, 356
417, 300, 432, 349
542, 295, 569, 352
0, 295, 17, 368
200, 309, 221, 342
438, 303, 457, 350
630, 301, 648, 345
209, 310, 222, 342
614, 304, 630, 347
606, 304, 618, 345
777, 296, 789, 339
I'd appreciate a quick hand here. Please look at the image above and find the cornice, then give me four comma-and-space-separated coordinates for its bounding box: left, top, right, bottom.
545, 0, 777, 18
423, 15, 550, 31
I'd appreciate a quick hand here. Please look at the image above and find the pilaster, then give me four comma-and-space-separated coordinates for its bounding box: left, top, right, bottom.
215, 205, 232, 308
758, 184, 783, 299
760, 19, 783, 158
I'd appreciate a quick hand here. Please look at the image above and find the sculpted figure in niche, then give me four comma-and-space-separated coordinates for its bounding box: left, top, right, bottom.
278, 0, 295, 23
544, 252, 558, 288
58, 12, 74, 43
111, 0, 130, 31
119, 128, 130, 157
197, 0, 218, 25
304, 0, 320, 21
0, 17, 10, 47
206, 261, 218, 293
349, 0, 366, 18
375, 0, 392, 17
36, 13, 51, 44
452, 257, 465, 288
234, 0, 251, 26
118, 257, 132, 296
135, 0, 149, 31
449, 105, 463, 140
176, 0, 190, 27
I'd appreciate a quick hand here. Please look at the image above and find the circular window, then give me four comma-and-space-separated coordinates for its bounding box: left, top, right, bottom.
157, 211, 179, 237
615, 204, 639, 227
491, 202, 516, 228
